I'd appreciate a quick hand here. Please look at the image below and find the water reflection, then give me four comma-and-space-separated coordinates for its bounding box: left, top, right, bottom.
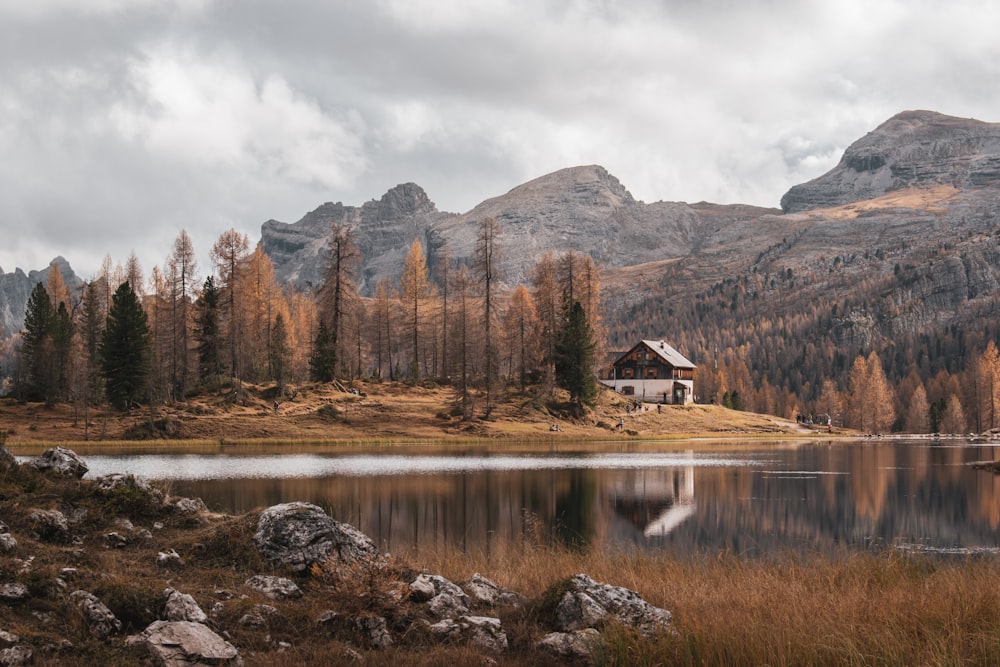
39, 440, 1000, 558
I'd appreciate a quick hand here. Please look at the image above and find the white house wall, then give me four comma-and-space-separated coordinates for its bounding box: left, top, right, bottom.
599, 378, 694, 404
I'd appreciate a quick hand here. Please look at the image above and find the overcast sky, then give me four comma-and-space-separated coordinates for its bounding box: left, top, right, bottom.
2, 0, 999, 280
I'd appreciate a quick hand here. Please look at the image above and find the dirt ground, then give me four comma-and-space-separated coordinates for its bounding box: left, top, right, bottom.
0, 380, 817, 446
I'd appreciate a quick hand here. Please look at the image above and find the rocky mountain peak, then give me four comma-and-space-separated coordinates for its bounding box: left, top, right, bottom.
372, 183, 437, 219
780, 110, 1000, 213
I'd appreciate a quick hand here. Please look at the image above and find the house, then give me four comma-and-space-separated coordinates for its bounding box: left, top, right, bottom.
600, 339, 696, 404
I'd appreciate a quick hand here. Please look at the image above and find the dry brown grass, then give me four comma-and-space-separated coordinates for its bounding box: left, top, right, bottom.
0, 379, 814, 448
417, 542, 1000, 666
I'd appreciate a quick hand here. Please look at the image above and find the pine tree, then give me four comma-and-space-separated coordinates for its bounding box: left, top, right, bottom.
270, 313, 290, 394
195, 276, 223, 384
555, 301, 597, 408
309, 321, 335, 382
20, 282, 54, 401
99, 281, 151, 410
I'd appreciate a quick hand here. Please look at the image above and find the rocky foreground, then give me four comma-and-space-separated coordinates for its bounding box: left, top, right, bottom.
0, 446, 674, 666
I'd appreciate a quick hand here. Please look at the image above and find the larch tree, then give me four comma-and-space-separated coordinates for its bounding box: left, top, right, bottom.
76, 280, 105, 438
435, 243, 452, 383
972, 341, 1000, 432
815, 378, 844, 425
503, 285, 539, 394
210, 229, 250, 381
46, 264, 71, 313
473, 217, 501, 416
904, 383, 931, 433
167, 230, 198, 398
531, 251, 560, 395
399, 239, 430, 379
315, 223, 361, 380
941, 393, 967, 434
370, 277, 396, 381
451, 266, 475, 420
125, 251, 145, 298
99, 281, 151, 410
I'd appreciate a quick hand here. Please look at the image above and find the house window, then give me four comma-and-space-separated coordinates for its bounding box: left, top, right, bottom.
645, 367, 657, 379
621, 386, 635, 395
622, 367, 634, 379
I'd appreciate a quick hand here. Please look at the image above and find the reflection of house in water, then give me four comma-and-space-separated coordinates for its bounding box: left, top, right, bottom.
609, 465, 696, 538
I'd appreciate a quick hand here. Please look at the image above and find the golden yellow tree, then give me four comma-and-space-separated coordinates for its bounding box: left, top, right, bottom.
503, 285, 539, 393
904, 383, 931, 433
399, 239, 430, 379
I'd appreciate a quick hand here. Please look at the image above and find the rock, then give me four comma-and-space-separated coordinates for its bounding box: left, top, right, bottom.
237, 604, 277, 628
127, 620, 242, 666
93, 473, 166, 508
0, 584, 31, 602
244, 575, 303, 600
463, 573, 524, 608
253, 502, 378, 572
0, 446, 17, 472
30, 446, 88, 478
354, 615, 393, 649
410, 573, 470, 619
70, 590, 122, 639
0, 534, 16, 553
550, 574, 672, 637
428, 615, 508, 653
157, 549, 183, 567
168, 496, 208, 515
536, 629, 605, 664
104, 531, 129, 548
0, 631, 18, 647
163, 589, 208, 623
28, 509, 72, 543
0, 644, 32, 666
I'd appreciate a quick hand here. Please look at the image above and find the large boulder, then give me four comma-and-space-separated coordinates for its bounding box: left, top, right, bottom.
163, 588, 208, 624
126, 621, 242, 666
0, 584, 29, 603
70, 590, 122, 639
253, 502, 378, 572
549, 574, 672, 637
30, 447, 88, 478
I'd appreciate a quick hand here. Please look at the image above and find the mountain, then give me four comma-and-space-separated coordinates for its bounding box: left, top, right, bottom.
604, 110, 1000, 417
261, 165, 776, 293
780, 110, 1000, 212
0, 257, 81, 336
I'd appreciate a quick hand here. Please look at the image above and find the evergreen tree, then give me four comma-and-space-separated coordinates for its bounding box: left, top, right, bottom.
195, 276, 222, 383
555, 301, 597, 408
20, 282, 54, 401
270, 312, 290, 393
309, 321, 335, 382
50, 301, 73, 401
99, 281, 151, 410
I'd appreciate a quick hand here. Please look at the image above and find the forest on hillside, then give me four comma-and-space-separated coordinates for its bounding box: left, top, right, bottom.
0, 219, 604, 424
3, 215, 1000, 435
610, 225, 1000, 434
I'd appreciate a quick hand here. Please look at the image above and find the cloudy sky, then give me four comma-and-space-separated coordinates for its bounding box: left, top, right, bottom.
2, 0, 999, 279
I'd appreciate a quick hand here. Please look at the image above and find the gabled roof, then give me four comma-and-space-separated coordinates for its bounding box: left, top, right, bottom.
614, 339, 696, 369
643, 340, 696, 368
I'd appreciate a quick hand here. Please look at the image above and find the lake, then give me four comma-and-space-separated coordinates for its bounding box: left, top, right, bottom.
23, 438, 1000, 558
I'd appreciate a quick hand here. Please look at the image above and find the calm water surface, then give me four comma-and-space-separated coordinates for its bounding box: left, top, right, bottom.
40, 439, 1000, 558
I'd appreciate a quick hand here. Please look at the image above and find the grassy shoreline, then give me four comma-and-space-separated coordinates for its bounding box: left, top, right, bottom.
3, 444, 1000, 666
